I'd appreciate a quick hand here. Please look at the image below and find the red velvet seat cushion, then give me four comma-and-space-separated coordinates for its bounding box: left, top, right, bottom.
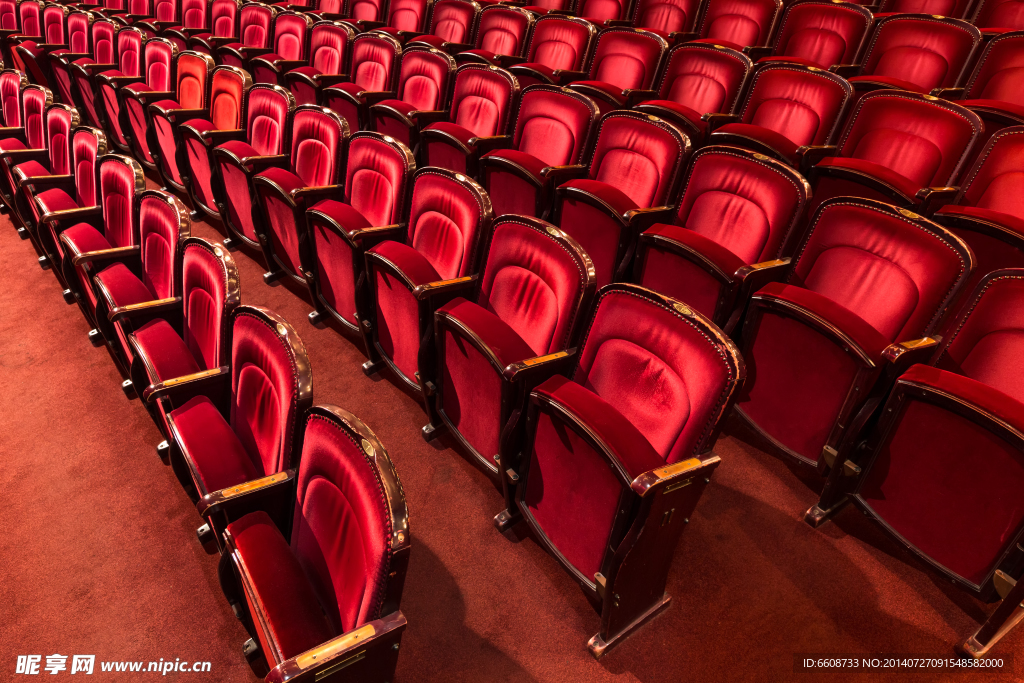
169, 395, 260, 494
959, 98, 1024, 120
374, 98, 415, 118
559, 178, 638, 216
94, 262, 154, 307
122, 81, 153, 96
257, 166, 305, 195
182, 117, 215, 134
150, 99, 183, 116
132, 318, 202, 382
35, 187, 78, 214
62, 222, 112, 254
639, 99, 708, 134
0, 137, 26, 152
534, 375, 664, 479
815, 156, 923, 199
410, 34, 446, 49
482, 148, 549, 180
570, 79, 625, 100
848, 74, 926, 93
309, 199, 372, 233
368, 239, 442, 286
438, 297, 538, 367
288, 65, 321, 79
515, 62, 555, 81
226, 511, 336, 661
644, 222, 747, 275
424, 121, 476, 147
14, 159, 48, 178
216, 139, 258, 161
714, 122, 800, 164
460, 48, 500, 63
755, 281, 891, 361
327, 81, 363, 98
934, 204, 1024, 236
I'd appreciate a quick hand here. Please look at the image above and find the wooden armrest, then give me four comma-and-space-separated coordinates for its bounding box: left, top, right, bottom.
290, 184, 343, 203
832, 64, 859, 77
625, 205, 676, 231
108, 296, 180, 323
931, 87, 964, 100
40, 204, 102, 227
916, 186, 959, 215
240, 153, 288, 171
468, 134, 512, 155
201, 128, 245, 145
72, 244, 140, 267
540, 164, 588, 186
798, 145, 837, 174
881, 336, 940, 377
348, 223, 406, 244
142, 366, 230, 405
412, 274, 479, 302
701, 112, 739, 132
623, 89, 658, 107
503, 348, 577, 384
196, 469, 296, 528
23, 173, 73, 193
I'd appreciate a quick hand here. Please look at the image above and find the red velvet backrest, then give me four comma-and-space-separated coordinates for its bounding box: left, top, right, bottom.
859, 15, 980, 91
428, 0, 478, 44
350, 33, 399, 92
738, 64, 850, 147
22, 86, 49, 150
181, 239, 233, 370
959, 127, 1024, 219
67, 11, 90, 53
178, 0, 204, 28
345, 133, 411, 227
512, 85, 595, 168
879, 0, 972, 18
0, 71, 24, 127
230, 308, 307, 478
350, 0, 384, 21
388, 0, 429, 32
153, 0, 177, 23
632, 0, 701, 35
962, 31, 1024, 106
838, 91, 980, 189
246, 84, 292, 156
477, 217, 590, 355
210, 0, 238, 37
239, 3, 273, 48
117, 28, 143, 78
291, 412, 392, 635
290, 105, 346, 186
129, 0, 150, 17
309, 21, 350, 76
272, 12, 309, 61
42, 5, 65, 44
577, 0, 628, 22
448, 64, 516, 139
524, 16, 595, 72
209, 66, 247, 130
573, 286, 740, 463
972, 0, 1024, 29
586, 29, 665, 91
697, 0, 783, 48
92, 20, 115, 63
405, 168, 487, 279
588, 110, 686, 208
791, 199, 970, 341
144, 38, 175, 91
99, 156, 141, 248
0, 0, 15, 31
940, 271, 1024, 403
72, 128, 103, 207
176, 52, 210, 109
476, 5, 530, 56
655, 42, 751, 114
771, 0, 872, 68
45, 105, 75, 175
396, 47, 453, 110
139, 192, 183, 299
674, 146, 808, 263
19, 1, 42, 37
318, 0, 343, 15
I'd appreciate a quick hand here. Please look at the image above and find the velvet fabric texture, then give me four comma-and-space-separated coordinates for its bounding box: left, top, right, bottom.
171, 394, 260, 494
67, 11, 89, 54
216, 4, 273, 67
372, 48, 453, 146
283, 23, 350, 105
132, 318, 202, 382
45, 106, 72, 176
960, 31, 1024, 108
388, 0, 430, 32
518, 16, 592, 74
253, 13, 309, 85
584, 29, 664, 94
0, 0, 14, 31
437, 218, 590, 460
209, 0, 237, 37
696, 0, 782, 48
41, 5, 64, 44
22, 86, 47, 151
852, 15, 979, 93
651, 42, 750, 118
425, 0, 477, 44
0, 72, 21, 127
482, 85, 595, 217
93, 20, 115, 64
475, 6, 530, 57
180, 242, 230, 371
637, 146, 807, 318
577, 0, 629, 21
72, 128, 100, 207
19, 0, 41, 38
152, 53, 211, 186
738, 199, 970, 464
857, 364, 1024, 587
768, 0, 871, 69
184, 68, 246, 210
973, 0, 1024, 29
100, 157, 139, 249
632, 0, 701, 33
349, 33, 398, 93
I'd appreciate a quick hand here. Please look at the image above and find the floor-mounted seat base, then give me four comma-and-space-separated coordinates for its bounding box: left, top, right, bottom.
587, 593, 671, 659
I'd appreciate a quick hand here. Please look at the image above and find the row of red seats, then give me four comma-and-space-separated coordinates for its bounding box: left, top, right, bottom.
5, 2, 1024, 664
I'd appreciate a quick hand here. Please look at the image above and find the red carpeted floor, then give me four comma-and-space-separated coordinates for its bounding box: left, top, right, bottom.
2, 185, 1022, 683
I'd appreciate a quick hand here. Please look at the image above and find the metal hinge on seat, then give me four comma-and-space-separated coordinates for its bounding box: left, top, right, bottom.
995, 570, 1017, 600
821, 446, 862, 476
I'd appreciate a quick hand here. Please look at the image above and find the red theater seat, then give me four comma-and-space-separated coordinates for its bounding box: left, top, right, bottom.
508, 15, 597, 88
971, 0, 1024, 32
249, 11, 312, 86
750, 0, 872, 70
281, 20, 355, 106
128, 236, 240, 440
92, 189, 191, 382
94, 26, 146, 154
179, 64, 251, 220
361, 167, 491, 398
120, 35, 176, 173
694, 0, 783, 51
211, 405, 408, 681
380, 0, 430, 38
419, 62, 518, 175
324, 30, 401, 130
628, 0, 703, 42
554, 109, 691, 288
187, 0, 242, 55
513, 283, 744, 656
877, 0, 974, 18
369, 46, 457, 152
634, 145, 810, 331
634, 41, 752, 144
426, 214, 596, 485
807, 89, 982, 213
407, 0, 481, 54
735, 197, 972, 492
67, 18, 120, 130
456, 4, 534, 67
158, 0, 209, 52
0, 81, 51, 215
478, 83, 599, 219
566, 27, 667, 115
215, 2, 278, 70
254, 104, 349, 286
48, 9, 95, 108
709, 62, 852, 168
304, 131, 415, 334
213, 82, 295, 251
